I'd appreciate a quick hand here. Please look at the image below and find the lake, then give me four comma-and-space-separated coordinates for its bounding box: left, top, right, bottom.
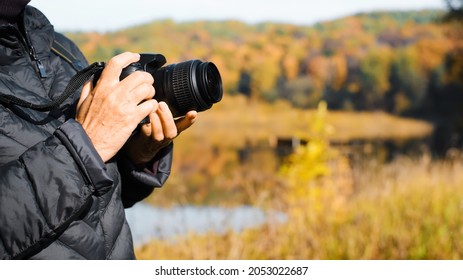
125, 203, 286, 245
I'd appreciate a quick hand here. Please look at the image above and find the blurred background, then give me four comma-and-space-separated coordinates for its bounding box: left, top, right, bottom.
35, 0, 463, 259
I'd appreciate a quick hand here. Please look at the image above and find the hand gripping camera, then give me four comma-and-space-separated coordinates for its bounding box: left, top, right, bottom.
120, 53, 223, 118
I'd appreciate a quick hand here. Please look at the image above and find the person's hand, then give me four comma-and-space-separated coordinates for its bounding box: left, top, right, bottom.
124, 103, 197, 165
76, 52, 158, 162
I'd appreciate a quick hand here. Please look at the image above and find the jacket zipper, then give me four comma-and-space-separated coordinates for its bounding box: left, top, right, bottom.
13, 25, 48, 79
28, 44, 48, 78
23, 27, 48, 79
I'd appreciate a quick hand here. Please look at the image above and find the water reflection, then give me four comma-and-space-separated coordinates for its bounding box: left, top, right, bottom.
125, 203, 286, 245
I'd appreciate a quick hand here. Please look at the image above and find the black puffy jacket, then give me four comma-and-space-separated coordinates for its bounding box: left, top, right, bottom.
0, 6, 172, 259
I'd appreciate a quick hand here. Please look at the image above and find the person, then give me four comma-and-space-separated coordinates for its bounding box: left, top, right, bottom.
0, 0, 197, 259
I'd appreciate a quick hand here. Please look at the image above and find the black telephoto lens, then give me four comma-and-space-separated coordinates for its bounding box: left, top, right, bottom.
152, 60, 223, 118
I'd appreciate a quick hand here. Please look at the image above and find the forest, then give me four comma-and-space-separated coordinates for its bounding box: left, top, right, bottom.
66, 7, 463, 259
67, 9, 463, 154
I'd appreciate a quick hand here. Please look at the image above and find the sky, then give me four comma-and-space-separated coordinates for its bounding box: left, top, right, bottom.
32, 0, 446, 33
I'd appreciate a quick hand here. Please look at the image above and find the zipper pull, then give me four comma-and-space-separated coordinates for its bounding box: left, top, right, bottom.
36, 59, 48, 78
29, 45, 48, 78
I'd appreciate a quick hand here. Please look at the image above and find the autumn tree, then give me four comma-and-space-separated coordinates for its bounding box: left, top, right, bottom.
358, 46, 394, 109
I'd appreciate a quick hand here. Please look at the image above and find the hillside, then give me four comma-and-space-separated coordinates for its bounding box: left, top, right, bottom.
66, 9, 463, 152
66, 9, 456, 106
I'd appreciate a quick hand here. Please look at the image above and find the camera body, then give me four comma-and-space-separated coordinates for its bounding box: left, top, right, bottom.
120, 53, 223, 118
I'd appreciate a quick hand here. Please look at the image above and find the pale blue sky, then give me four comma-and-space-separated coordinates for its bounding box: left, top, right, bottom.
32, 0, 446, 32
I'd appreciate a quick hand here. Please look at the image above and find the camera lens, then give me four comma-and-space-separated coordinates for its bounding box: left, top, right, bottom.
153, 60, 223, 118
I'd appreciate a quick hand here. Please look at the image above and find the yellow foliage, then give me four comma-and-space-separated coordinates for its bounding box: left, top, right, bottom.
279, 101, 351, 226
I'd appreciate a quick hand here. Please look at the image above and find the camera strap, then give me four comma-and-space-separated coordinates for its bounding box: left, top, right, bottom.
0, 62, 105, 112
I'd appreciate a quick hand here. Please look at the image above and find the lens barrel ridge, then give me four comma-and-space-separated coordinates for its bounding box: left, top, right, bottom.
164, 60, 222, 117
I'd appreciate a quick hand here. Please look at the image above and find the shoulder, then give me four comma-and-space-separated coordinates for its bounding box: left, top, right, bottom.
52, 32, 89, 69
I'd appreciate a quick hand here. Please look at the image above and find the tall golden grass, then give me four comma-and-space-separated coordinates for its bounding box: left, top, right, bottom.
136, 102, 463, 259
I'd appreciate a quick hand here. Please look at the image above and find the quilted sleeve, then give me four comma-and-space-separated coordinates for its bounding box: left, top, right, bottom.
0, 119, 113, 259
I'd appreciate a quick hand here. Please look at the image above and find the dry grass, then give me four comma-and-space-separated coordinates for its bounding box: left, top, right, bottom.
136, 154, 463, 260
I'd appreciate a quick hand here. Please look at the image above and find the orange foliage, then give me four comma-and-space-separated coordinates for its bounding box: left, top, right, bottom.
416, 37, 453, 72
66, 10, 459, 113
329, 54, 348, 91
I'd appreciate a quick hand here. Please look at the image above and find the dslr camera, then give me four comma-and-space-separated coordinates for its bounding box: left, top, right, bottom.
119, 53, 223, 118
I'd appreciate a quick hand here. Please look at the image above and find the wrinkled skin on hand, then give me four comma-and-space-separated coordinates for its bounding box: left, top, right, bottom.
76, 52, 196, 164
